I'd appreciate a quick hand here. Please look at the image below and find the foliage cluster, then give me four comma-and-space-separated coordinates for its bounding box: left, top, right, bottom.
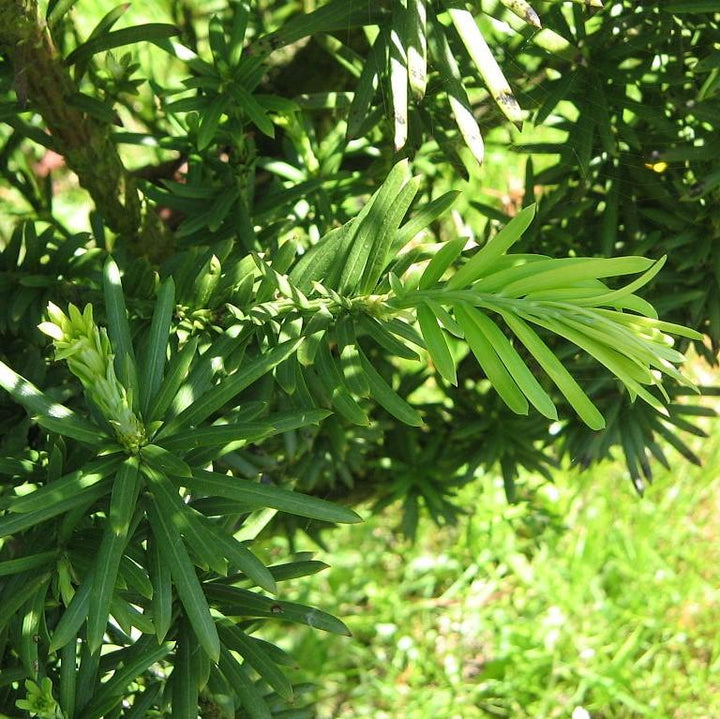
0, 0, 717, 716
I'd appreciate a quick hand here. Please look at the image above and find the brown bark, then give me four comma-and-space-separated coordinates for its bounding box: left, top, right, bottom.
0, 0, 173, 263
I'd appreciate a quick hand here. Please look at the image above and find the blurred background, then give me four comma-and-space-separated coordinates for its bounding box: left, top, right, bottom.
256, 401, 720, 718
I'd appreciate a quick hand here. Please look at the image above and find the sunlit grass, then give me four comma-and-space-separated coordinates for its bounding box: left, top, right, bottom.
258, 427, 720, 718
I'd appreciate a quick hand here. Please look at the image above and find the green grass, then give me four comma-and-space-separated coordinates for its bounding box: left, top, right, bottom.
258, 430, 720, 718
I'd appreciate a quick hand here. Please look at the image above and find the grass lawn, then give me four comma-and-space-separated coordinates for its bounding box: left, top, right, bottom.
258, 416, 720, 718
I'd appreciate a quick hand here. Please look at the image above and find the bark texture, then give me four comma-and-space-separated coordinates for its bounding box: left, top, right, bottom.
0, 0, 173, 262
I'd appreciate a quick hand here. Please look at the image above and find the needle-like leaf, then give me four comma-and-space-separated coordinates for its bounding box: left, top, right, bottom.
448, 204, 536, 290
66, 24, 179, 67
141, 277, 175, 415
501, 312, 605, 429
189, 470, 363, 524
147, 495, 220, 662
358, 348, 423, 426
417, 304, 457, 385
498, 0, 542, 29
390, 1, 409, 151
87, 459, 141, 653
0, 360, 108, 445
218, 647, 271, 719
455, 303, 529, 415
156, 339, 301, 439
407, 0, 428, 100
448, 8, 524, 126
103, 256, 139, 400
429, 18, 485, 165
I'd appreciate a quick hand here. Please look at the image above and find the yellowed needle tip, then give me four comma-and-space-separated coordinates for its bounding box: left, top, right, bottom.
527, 9, 542, 29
